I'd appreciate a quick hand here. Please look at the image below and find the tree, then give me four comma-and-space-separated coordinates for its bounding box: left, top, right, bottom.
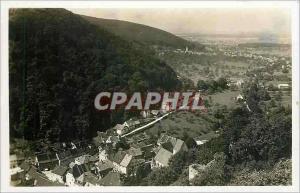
216, 77, 228, 89
191, 152, 227, 186
229, 159, 292, 186
197, 79, 208, 90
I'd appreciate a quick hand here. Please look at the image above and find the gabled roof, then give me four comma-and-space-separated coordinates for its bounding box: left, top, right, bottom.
99, 172, 121, 186
97, 160, 114, 172
154, 147, 173, 167
60, 157, 74, 167
34, 173, 64, 186
52, 165, 68, 176
114, 124, 125, 131
124, 119, 140, 127
72, 164, 89, 178
75, 155, 90, 165
89, 154, 99, 162
36, 152, 58, 163
10, 153, 25, 161
27, 166, 38, 179
57, 150, 72, 160
161, 142, 174, 153
39, 161, 58, 171
19, 161, 30, 171
151, 110, 160, 115
83, 172, 101, 185
27, 166, 63, 186
173, 139, 186, 153
93, 136, 105, 145
108, 151, 126, 164
126, 147, 143, 157
194, 131, 219, 141
157, 134, 177, 146
120, 154, 133, 167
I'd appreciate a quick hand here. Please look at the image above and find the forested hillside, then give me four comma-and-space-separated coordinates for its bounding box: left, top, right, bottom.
9, 8, 181, 142
81, 15, 202, 49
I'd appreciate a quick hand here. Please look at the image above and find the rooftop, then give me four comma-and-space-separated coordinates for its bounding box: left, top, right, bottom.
154, 147, 173, 167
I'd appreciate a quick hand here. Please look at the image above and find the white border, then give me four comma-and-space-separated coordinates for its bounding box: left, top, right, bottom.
1, 1, 299, 192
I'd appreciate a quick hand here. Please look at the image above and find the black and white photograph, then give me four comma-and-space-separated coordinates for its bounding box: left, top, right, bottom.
0, 0, 299, 192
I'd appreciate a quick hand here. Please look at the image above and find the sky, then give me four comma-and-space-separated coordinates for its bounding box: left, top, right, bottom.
68, 8, 291, 36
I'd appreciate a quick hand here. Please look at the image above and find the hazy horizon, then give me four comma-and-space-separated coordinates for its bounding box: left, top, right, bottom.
68, 8, 291, 37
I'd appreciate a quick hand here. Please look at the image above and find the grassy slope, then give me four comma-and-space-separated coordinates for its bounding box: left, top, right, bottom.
146, 111, 216, 139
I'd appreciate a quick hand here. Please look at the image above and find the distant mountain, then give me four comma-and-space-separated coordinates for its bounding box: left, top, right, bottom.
238, 42, 291, 48
9, 9, 181, 142
81, 15, 202, 49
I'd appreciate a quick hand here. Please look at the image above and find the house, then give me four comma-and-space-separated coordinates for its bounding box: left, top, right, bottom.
89, 154, 99, 163
108, 151, 133, 175
65, 170, 75, 186
227, 78, 244, 88
76, 171, 101, 186
140, 110, 151, 118
114, 124, 126, 135
157, 134, 177, 146
126, 147, 143, 159
73, 140, 88, 149
157, 134, 188, 154
106, 135, 120, 146
173, 139, 188, 154
74, 155, 91, 165
19, 161, 31, 173
56, 150, 73, 166
123, 119, 141, 129
153, 135, 188, 168
151, 110, 161, 117
65, 164, 90, 186
35, 152, 59, 171
73, 164, 89, 179
33, 172, 64, 186
99, 148, 108, 162
82, 172, 102, 186
236, 94, 244, 101
95, 160, 114, 178
194, 131, 219, 146
161, 101, 172, 113
10, 166, 24, 185
25, 166, 64, 186
10, 154, 25, 168
93, 131, 108, 147
128, 158, 147, 176
99, 172, 121, 186
195, 139, 208, 146
26, 166, 39, 181
278, 83, 290, 89
44, 165, 68, 184
70, 147, 86, 157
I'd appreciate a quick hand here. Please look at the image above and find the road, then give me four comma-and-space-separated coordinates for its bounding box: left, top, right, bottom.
120, 111, 173, 138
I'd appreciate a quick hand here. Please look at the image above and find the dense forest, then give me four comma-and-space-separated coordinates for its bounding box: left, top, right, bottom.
9, 8, 182, 142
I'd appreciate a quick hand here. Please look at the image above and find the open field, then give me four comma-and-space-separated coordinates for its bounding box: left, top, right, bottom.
206, 90, 240, 108
269, 91, 292, 107
145, 111, 216, 139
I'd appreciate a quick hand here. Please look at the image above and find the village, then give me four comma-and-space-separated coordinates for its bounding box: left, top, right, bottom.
10, 93, 224, 187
